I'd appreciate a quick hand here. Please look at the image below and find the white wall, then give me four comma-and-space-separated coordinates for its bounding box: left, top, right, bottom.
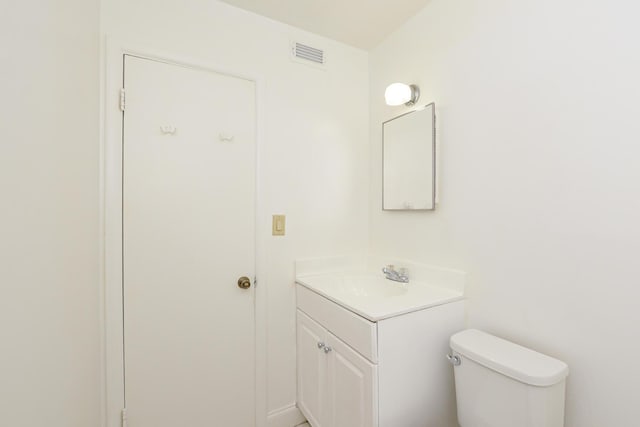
101, 0, 370, 421
370, 0, 640, 425
0, 1, 101, 426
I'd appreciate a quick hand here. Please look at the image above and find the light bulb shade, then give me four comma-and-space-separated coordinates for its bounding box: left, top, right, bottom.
384, 83, 420, 106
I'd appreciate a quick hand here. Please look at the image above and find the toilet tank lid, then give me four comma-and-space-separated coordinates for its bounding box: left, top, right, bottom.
450, 329, 569, 387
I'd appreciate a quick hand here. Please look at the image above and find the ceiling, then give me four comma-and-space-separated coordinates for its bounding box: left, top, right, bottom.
218, 0, 433, 50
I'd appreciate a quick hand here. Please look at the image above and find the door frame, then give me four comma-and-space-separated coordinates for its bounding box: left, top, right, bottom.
100, 38, 268, 427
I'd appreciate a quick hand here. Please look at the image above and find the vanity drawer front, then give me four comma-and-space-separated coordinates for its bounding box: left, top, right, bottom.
297, 284, 378, 363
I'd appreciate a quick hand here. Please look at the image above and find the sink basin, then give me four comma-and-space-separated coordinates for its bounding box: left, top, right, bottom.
296, 272, 463, 321
327, 274, 409, 298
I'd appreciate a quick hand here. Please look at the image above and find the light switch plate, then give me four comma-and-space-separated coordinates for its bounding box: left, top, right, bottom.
272, 215, 286, 236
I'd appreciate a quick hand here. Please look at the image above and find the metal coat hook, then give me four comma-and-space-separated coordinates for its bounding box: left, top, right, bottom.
160, 125, 177, 135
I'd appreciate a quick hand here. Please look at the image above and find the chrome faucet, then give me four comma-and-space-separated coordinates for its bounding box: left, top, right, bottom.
382, 265, 409, 283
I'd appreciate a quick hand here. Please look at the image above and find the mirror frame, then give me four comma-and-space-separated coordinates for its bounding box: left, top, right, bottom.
382, 102, 436, 211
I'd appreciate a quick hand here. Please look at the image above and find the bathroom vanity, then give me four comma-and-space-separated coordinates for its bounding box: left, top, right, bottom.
295, 258, 465, 427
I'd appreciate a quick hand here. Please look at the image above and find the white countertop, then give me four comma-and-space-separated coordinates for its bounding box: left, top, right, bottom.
295, 272, 464, 322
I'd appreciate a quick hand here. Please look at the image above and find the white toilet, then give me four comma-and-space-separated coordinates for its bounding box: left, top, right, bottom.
449, 329, 569, 427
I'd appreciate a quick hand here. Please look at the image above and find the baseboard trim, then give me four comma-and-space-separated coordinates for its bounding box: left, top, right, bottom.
267, 404, 307, 427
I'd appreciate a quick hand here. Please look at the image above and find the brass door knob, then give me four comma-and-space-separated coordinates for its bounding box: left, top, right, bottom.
237, 276, 251, 289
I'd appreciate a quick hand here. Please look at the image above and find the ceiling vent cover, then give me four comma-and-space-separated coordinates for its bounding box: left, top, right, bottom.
292, 42, 325, 65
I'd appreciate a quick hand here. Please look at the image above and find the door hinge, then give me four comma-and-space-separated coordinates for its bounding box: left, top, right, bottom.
121, 408, 128, 427
119, 88, 126, 112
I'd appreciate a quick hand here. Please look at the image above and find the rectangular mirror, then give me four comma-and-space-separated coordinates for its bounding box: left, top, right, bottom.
383, 103, 436, 210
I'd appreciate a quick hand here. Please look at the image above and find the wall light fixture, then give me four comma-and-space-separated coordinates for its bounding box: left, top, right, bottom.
385, 83, 420, 106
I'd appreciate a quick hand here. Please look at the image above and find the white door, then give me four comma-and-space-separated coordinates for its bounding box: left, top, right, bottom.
122, 55, 256, 427
327, 332, 378, 427
297, 310, 328, 427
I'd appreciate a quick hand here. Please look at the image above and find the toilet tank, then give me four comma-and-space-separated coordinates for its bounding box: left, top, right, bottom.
450, 329, 569, 427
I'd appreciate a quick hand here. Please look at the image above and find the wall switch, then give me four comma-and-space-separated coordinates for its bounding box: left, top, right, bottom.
272, 215, 286, 236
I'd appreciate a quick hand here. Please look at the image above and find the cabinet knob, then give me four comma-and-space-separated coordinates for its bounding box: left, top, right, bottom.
323, 346, 332, 354
317, 342, 326, 349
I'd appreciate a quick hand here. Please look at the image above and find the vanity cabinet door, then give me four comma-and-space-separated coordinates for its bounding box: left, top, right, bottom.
297, 310, 328, 427
326, 332, 378, 427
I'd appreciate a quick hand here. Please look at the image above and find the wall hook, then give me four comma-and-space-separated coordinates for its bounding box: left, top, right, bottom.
160, 125, 177, 135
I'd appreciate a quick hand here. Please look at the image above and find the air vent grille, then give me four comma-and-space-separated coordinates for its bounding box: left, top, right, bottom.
293, 42, 325, 65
